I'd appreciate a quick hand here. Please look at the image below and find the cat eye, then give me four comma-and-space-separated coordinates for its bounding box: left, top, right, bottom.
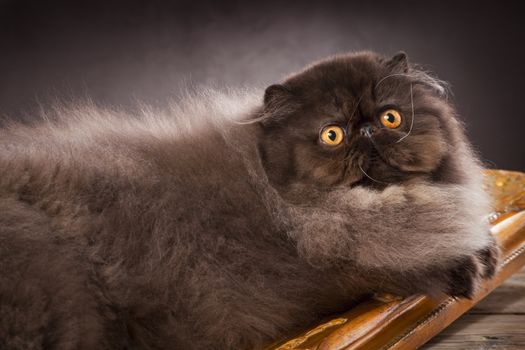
379, 109, 402, 129
319, 125, 345, 146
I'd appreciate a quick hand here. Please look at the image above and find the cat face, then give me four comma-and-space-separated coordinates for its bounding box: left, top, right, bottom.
258, 52, 455, 188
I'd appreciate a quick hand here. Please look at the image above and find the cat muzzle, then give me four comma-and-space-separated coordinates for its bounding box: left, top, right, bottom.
359, 123, 376, 138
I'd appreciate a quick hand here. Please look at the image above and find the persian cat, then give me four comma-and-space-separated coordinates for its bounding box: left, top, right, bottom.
0, 52, 497, 350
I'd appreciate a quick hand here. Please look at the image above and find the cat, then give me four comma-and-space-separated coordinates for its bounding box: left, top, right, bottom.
0, 51, 497, 350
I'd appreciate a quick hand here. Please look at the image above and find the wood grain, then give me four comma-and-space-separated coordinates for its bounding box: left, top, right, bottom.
422, 267, 525, 349
422, 314, 525, 349
471, 267, 525, 315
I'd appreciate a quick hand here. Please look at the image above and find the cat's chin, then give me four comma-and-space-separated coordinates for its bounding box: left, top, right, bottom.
350, 177, 389, 190
350, 171, 431, 190
342, 157, 390, 189
347, 163, 422, 189
338, 167, 363, 186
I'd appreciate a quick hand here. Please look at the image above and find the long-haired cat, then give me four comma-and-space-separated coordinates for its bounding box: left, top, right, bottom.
0, 51, 497, 350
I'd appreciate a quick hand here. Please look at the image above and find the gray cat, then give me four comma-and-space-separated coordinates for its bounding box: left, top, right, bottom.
0, 52, 497, 350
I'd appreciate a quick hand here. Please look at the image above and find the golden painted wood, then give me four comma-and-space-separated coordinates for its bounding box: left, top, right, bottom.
484, 169, 525, 224
269, 169, 525, 350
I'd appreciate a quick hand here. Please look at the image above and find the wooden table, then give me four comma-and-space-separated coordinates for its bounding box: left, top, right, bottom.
423, 267, 525, 349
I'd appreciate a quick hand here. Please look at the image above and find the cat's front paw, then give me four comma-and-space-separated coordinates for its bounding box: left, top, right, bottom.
444, 238, 499, 299
476, 239, 499, 279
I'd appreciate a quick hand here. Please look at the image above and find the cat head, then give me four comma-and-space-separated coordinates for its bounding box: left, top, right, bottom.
256, 51, 465, 189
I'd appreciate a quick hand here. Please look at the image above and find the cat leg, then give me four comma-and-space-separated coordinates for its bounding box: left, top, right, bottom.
289, 183, 498, 298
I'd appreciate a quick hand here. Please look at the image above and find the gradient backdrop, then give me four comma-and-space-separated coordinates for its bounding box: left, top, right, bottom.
1, 0, 524, 170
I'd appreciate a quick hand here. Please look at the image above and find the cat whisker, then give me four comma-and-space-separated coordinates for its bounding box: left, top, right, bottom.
374, 73, 411, 90
358, 163, 390, 185
396, 83, 414, 143
374, 74, 415, 144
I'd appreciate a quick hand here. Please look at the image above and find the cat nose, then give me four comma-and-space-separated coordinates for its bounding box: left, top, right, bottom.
359, 123, 376, 137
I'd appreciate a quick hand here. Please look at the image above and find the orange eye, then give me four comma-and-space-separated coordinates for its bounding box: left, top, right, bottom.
319, 125, 344, 146
379, 109, 402, 129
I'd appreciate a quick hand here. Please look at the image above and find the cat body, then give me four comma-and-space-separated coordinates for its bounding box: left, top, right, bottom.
0, 52, 496, 349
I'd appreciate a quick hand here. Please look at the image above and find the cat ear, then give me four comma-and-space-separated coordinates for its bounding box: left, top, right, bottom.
258, 83, 299, 126
264, 84, 292, 105
386, 51, 409, 73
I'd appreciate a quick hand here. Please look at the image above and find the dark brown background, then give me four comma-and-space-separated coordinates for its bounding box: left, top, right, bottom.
1, 0, 523, 170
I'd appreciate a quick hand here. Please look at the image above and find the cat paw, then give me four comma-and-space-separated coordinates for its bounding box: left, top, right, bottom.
475, 239, 499, 279
444, 255, 479, 299
444, 238, 499, 299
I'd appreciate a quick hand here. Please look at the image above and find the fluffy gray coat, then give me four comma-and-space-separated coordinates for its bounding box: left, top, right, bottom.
0, 52, 496, 349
